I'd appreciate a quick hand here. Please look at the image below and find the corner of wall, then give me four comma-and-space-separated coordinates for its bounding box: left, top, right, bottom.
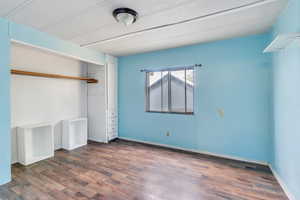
0, 18, 11, 185
268, 0, 300, 199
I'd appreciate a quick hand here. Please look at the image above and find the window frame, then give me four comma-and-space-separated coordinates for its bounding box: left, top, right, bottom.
145, 68, 194, 115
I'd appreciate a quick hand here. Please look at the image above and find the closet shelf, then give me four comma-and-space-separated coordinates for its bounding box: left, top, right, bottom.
11, 69, 98, 83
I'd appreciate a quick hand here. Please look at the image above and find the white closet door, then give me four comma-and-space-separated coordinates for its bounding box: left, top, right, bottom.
87, 64, 107, 143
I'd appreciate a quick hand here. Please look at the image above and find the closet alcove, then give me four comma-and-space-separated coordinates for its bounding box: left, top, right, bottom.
10, 42, 118, 165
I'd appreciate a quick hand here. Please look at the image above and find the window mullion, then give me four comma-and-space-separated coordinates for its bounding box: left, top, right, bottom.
168, 71, 171, 112
145, 72, 149, 111
161, 71, 163, 112
184, 68, 187, 113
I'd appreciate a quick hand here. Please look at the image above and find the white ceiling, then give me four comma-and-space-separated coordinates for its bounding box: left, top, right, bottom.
0, 0, 288, 56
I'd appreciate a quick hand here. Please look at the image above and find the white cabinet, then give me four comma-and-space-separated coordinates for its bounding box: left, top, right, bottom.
17, 122, 54, 166
62, 118, 87, 150
87, 55, 118, 143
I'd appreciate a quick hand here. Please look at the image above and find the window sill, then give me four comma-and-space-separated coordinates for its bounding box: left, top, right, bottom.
145, 111, 194, 115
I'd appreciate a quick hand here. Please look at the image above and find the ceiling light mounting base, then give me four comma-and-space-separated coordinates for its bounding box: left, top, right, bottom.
113, 7, 138, 26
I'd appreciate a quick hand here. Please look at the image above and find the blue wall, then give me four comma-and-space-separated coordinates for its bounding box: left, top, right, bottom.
119, 33, 273, 163
0, 19, 11, 185
271, 0, 300, 199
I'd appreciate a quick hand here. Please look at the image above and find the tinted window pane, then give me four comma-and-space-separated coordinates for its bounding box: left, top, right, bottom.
148, 72, 162, 111
170, 70, 185, 112
186, 69, 194, 113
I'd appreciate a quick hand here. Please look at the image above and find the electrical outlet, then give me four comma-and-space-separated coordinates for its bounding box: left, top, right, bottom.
166, 131, 170, 136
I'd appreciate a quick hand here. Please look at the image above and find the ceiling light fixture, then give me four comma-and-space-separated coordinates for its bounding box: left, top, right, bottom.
113, 8, 138, 26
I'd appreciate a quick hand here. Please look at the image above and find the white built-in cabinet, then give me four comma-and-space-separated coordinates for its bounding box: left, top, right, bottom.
62, 118, 88, 150
17, 122, 54, 166
87, 55, 118, 143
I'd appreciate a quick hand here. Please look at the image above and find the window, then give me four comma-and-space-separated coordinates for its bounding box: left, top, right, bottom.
145, 68, 194, 114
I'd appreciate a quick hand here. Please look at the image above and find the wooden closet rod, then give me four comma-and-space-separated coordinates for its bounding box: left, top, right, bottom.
11, 69, 98, 83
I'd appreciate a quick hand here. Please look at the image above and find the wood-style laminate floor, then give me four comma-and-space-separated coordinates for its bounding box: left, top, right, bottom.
0, 139, 288, 200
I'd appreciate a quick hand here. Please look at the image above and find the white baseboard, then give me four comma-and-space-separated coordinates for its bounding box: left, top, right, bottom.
118, 137, 268, 166
269, 165, 296, 200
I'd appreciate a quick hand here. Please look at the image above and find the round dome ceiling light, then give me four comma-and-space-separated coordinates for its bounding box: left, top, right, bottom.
113, 8, 138, 26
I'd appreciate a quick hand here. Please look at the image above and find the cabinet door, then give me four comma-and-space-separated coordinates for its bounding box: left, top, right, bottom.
87, 64, 107, 143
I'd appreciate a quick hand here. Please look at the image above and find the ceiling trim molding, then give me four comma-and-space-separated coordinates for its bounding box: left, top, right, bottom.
81, 0, 277, 47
